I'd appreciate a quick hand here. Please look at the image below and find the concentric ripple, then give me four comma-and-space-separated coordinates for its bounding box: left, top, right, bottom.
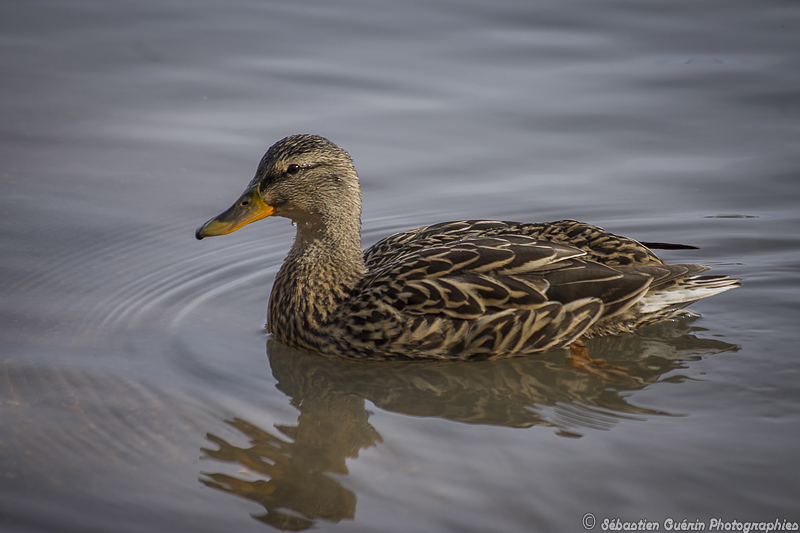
68, 221, 294, 342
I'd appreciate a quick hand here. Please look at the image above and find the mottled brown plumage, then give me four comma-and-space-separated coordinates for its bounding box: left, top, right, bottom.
196, 134, 739, 361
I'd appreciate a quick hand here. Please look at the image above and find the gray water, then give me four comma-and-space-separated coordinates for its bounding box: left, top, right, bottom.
2, 0, 799, 531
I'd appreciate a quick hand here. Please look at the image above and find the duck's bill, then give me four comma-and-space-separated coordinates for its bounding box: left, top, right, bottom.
196, 187, 276, 240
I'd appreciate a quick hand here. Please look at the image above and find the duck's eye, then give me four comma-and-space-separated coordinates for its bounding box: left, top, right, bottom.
287, 164, 301, 174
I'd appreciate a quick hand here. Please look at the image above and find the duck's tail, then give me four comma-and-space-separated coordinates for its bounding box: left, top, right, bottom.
638, 274, 740, 315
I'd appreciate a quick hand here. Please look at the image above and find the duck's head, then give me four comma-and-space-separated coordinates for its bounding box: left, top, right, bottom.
196, 134, 361, 240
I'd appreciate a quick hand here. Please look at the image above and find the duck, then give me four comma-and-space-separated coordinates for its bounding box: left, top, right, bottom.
196, 134, 739, 363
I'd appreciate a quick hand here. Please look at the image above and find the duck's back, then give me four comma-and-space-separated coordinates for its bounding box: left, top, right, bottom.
364, 219, 665, 270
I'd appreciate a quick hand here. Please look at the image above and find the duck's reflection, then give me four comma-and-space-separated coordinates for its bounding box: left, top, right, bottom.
200, 402, 376, 530
200, 318, 737, 530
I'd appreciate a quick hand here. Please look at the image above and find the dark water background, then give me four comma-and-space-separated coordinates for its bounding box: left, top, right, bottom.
1, 0, 799, 531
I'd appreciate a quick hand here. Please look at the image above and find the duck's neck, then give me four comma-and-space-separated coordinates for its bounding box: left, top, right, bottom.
267, 213, 366, 346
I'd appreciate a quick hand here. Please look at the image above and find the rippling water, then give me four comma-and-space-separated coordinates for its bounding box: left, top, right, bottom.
2, 0, 799, 531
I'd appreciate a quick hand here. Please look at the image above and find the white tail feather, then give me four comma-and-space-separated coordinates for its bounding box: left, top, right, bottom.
639, 275, 739, 314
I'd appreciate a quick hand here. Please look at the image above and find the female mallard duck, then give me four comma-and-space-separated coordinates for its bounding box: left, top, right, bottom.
196, 134, 738, 362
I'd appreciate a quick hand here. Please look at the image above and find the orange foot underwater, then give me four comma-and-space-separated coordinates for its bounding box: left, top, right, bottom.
566, 340, 641, 382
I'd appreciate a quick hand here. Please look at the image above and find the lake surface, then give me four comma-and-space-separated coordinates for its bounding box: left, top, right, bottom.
1, 0, 799, 531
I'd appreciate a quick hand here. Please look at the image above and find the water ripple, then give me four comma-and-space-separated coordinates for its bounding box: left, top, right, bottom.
34, 219, 294, 342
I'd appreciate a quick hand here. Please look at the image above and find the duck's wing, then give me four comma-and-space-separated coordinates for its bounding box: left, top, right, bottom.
352, 234, 663, 358
364, 219, 666, 270
363, 234, 588, 320
363, 220, 670, 320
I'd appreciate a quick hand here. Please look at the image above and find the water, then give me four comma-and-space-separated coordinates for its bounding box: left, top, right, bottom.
1, 0, 799, 531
